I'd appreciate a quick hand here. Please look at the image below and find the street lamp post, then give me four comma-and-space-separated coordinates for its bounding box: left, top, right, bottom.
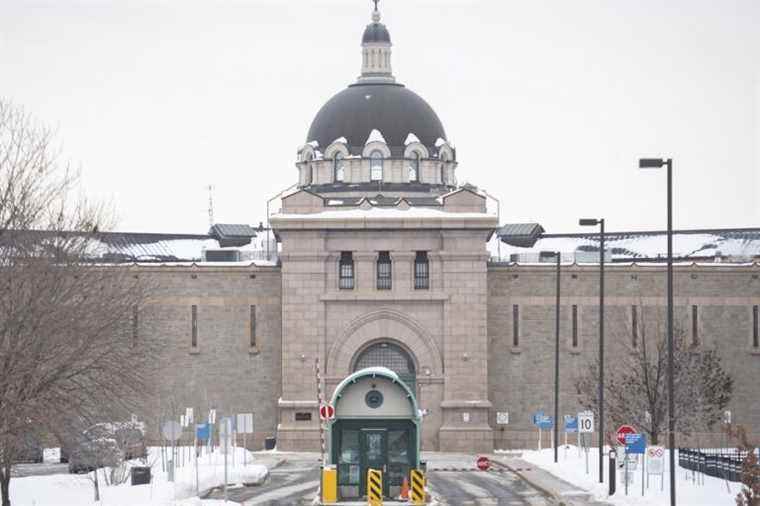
638, 157, 675, 506
553, 252, 561, 464
579, 218, 605, 484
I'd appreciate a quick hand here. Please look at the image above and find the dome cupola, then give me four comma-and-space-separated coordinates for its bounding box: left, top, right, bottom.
296, 1, 457, 195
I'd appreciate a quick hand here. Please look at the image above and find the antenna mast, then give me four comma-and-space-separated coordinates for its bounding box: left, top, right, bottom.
207, 184, 215, 227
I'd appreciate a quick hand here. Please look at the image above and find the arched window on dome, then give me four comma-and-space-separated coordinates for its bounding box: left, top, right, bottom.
370, 150, 383, 181
407, 151, 420, 183
334, 152, 345, 183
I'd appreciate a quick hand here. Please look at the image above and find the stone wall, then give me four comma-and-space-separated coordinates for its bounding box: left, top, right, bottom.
487, 262, 760, 450
138, 264, 281, 450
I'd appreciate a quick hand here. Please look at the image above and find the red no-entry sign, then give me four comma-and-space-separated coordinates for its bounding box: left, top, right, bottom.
616, 425, 637, 445
476, 456, 490, 471
319, 404, 335, 420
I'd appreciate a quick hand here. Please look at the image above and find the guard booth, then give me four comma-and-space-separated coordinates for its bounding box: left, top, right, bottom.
328, 366, 421, 500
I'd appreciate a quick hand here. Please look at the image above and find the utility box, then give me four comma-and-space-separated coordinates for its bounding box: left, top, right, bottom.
130, 466, 151, 486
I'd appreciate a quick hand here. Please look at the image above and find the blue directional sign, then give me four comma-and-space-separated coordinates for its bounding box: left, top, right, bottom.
532, 413, 553, 430
625, 433, 646, 454
564, 415, 578, 433
195, 423, 210, 440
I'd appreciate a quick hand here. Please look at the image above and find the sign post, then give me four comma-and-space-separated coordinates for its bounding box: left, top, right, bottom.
646, 446, 665, 492
532, 412, 553, 451
624, 432, 645, 496
578, 411, 594, 474
161, 420, 182, 482
564, 415, 578, 460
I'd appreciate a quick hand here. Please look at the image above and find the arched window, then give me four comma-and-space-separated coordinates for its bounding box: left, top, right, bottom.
370, 150, 383, 181
354, 341, 416, 392
407, 152, 420, 182
334, 152, 345, 182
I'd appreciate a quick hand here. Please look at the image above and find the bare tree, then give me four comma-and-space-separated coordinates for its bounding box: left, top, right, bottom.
0, 98, 158, 506
726, 425, 760, 506
575, 302, 733, 445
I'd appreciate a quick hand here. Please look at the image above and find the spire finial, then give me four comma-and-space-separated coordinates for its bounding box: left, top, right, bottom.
371, 0, 381, 22
373, 0, 379, 11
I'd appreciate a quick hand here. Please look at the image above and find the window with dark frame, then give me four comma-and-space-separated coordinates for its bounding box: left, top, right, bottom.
631, 305, 638, 348
692, 305, 699, 346
191, 305, 198, 347
339, 252, 354, 289
132, 305, 138, 346
250, 305, 257, 348
370, 150, 383, 181
377, 251, 392, 290
414, 251, 429, 289
572, 305, 579, 348
408, 152, 420, 182
512, 304, 519, 347
753, 305, 759, 349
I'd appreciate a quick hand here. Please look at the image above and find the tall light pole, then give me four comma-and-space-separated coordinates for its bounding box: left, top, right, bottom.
639, 157, 675, 506
579, 218, 605, 484
553, 252, 561, 464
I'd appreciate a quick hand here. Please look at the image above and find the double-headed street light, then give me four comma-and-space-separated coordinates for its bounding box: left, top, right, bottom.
578, 218, 605, 484
639, 157, 675, 506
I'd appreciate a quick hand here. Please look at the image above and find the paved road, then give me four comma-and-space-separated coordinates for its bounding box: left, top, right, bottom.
205, 453, 321, 505
428, 469, 552, 506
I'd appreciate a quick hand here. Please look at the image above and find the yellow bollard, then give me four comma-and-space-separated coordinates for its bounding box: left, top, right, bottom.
321, 465, 337, 504
410, 469, 426, 505
367, 468, 383, 506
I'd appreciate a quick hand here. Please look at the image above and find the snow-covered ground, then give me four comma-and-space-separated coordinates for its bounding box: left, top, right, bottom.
521, 446, 743, 506
9, 446, 267, 506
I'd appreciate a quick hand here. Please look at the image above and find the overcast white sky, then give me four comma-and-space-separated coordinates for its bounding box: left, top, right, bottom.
2, 0, 758, 234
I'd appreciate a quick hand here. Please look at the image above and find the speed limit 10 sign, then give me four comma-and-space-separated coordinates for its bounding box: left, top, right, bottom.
578, 412, 594, 433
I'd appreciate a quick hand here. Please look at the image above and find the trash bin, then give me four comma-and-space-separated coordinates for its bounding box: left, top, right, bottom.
131, 466, 151, 486
264, 437, 276, 450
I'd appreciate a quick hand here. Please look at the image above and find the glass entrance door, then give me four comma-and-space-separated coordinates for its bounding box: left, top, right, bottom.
360, 429, 387, 497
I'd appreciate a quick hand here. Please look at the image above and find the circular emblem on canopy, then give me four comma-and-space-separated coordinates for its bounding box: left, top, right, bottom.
365, 390, 384, 409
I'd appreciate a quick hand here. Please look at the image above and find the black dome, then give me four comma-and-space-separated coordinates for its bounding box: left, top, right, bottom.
306, 83, 446, 155
362, 22, 391, 44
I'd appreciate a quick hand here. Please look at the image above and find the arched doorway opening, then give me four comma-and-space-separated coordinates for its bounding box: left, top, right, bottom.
352, 341, 416, 393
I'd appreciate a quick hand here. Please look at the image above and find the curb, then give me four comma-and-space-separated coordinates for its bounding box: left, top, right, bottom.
489, 458, 567, 506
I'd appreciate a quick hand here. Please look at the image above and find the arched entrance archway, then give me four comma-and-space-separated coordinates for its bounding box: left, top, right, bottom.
352, 341, 416, 393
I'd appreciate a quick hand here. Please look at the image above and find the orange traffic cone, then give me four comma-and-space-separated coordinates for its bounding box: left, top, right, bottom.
400, 476, 410, 500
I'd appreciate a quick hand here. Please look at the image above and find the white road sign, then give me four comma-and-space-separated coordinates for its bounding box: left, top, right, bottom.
578, 412, 594, 433
208, 409, 217, 424
162, 420, 182, 441
647, 446, 665, 474
185, 407, 194, 425
237, 413, 254, 434
496, 412, 509, 425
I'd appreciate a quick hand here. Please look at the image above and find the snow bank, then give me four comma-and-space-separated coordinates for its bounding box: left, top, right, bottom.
365, 129, 386, 144
10, 446, 266, 506
521, 446, 741, 506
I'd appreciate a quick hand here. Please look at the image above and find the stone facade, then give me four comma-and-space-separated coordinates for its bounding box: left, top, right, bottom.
136, 265, 282, 449
488, 262, 760, 449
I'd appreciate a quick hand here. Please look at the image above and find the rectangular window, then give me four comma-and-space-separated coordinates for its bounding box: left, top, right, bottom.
753, 305, 759, 349
191, 305, 198, 347
250, 305, 257, 348
377, 251, 392, 290
631, 305, 638, 348
414, 251, 429, 290
691, 305, 699, 346
512, 304, 519, 347
295, 412, 312, 421
339, 251, 354, 289
132, 305, 138, 346
572, 305, 579, 348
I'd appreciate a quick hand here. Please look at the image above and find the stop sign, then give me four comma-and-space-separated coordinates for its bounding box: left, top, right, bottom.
319, 404, 335, 420
616, 424, 637, 445
476, 456, 490, 471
